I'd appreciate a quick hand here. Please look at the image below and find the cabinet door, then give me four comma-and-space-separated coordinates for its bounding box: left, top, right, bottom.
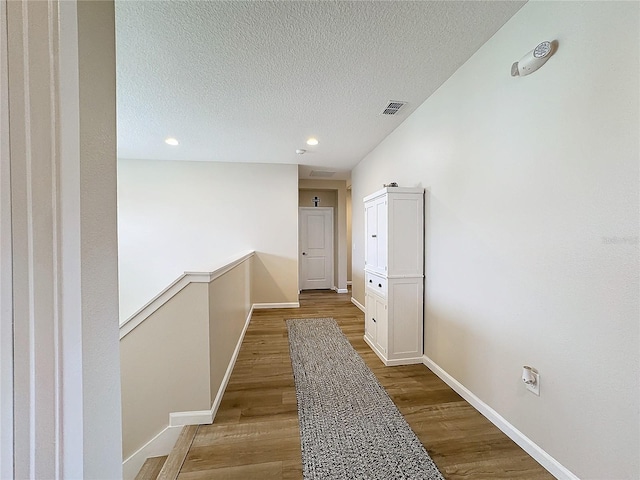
364, 201, 378, 270
364, 196, 388, 274
388, 278, 423, 358
374, 197, 388, 273
364, 292, 376, 343
373, 296, 388, 355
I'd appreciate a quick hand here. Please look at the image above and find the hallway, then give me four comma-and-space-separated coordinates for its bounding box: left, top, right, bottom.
176, 290, 553, 479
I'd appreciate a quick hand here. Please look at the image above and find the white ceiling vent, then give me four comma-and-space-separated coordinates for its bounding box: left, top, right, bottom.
381, 101, 406, 116
309, 170, 336, 178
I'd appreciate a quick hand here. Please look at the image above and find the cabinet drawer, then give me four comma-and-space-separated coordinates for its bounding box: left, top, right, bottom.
365, 272, 387, 298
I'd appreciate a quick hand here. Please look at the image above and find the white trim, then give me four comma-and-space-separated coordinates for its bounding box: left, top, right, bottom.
169, 410, 212, 427
364, 336, 422, 366
253, 302, 300, 309
184, 250, 255, 283
351, 297, 365, 312
383, 356, 423, 367
119, 274, 190, 339
336, 288, 348, 294
119, 251, 254, 339
363, 186, 424, 203
210, 305, 253, 420
122, 425, 182, 480
422, 355, 579, 480
347, 281, 352, 286
0, 1, 13, 475
8, 3, 79, 476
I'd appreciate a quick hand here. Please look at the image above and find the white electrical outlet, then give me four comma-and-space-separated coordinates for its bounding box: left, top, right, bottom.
526, 371, 540, 396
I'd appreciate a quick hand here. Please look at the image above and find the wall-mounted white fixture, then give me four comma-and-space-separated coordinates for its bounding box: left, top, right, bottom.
511, 41, 555, 77
522, 365, 540, 396
165, 137, 179, 146
296, 149, 306, 155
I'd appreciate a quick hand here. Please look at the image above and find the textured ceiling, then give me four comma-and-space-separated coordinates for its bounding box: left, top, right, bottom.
115, 1, 525, 179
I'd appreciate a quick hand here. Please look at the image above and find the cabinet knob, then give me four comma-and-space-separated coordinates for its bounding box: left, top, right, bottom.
372, 317, 376, 323
371, 234, 377, 238
369, 279, 372, 283
378, 284, 382, 288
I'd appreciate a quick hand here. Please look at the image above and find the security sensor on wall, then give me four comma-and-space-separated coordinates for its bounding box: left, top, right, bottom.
511, 41, 556, 77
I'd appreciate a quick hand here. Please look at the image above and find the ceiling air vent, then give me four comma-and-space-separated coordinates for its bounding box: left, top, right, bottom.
310, 170, 336, 178
381, 101, 406, 116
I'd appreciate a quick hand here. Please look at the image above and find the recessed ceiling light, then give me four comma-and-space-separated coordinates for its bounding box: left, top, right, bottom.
165, 137, 179, 146
306, 138, 318, 146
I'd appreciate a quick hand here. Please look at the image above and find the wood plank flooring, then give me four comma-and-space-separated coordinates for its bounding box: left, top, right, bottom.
178, 289, 554, 480
135, 456, 168, 480
159, 425, 199, 480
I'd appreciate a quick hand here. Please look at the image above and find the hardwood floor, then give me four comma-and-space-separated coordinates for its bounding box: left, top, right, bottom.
136, 456, 168, 480
178, 289, 553, 479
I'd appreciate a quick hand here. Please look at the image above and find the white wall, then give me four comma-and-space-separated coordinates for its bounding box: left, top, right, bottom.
118, 160, 299, 319
76, 3, 124, 476
351, 2, 639, 479
346, 189, 352, 283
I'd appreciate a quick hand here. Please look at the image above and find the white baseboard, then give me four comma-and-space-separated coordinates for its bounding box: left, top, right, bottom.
351, 297, 365, 312
422, 355, 578, 480
363, 335, 422, 366
336, 288, 348, 294
253, 302, 299, 309
169, 410, 212, 427
122, 425, 182, 480
384, 356, 423, 366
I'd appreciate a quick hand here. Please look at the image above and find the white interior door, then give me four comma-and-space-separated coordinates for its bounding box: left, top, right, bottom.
299, 207, 333, 290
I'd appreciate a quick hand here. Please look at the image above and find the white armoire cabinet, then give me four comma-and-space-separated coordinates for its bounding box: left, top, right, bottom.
363, 187, 424, 366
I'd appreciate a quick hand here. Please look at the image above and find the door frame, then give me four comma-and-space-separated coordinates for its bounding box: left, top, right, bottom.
3, 2, 123, 477
298, 207, 334, 291
0, 1, 14, 476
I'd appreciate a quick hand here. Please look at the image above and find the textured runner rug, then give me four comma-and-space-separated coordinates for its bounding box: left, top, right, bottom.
287, 317, 444, 480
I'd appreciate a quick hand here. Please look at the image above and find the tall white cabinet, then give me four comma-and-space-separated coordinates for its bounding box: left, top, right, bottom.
363, 187, 424, 366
